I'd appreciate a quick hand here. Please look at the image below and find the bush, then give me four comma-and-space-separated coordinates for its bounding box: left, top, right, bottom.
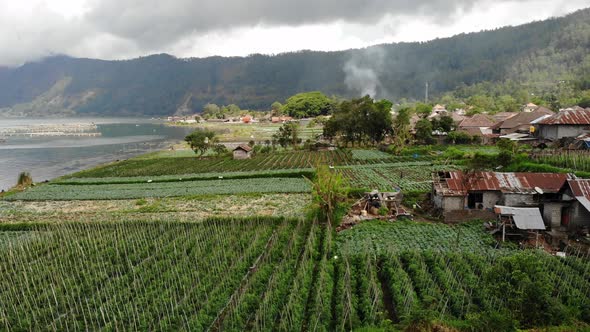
447, 131, 473, 144
17, 172, 33, 187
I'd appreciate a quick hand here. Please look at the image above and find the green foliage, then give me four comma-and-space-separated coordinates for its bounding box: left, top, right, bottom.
392, 107, 412, 153
185, 130, 218, 157
415, 119, 433, 144
323, 96, 393, 145
446, 131, 473, 144
283, 91, 334, 118
272, 121, 301, 148
309, 165, 349, 226
431, 115, 454, 132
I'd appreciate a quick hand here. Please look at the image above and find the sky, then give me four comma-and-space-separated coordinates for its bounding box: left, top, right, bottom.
0, 0, 588, 67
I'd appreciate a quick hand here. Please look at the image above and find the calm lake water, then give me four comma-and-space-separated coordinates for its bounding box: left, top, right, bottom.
0, 118, 193, 191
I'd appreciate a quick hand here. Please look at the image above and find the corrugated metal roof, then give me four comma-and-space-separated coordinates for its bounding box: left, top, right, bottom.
458, 114, 495, 128
492, 108, 554, 130
568, 179, 590, 212
434, 171, 570, 196
495, 205, 545, 230
537, 108, 590, 125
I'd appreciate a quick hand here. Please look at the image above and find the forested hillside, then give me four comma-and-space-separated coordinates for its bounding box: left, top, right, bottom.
0, 8, 588, 117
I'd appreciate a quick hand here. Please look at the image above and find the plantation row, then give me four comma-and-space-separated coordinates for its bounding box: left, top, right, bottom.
337, 250, 590, 330
532, 151, 590, 172
71, 150, 433, 178
337, 221, 498, 254
337, 164, 459, 192
54, 168, 314, 185
5, 177, 310, 201
0, 219, 588, 330
0, 218, 338, 331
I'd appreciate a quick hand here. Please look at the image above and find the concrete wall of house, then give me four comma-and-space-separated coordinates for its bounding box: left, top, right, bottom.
557, 125, 588, 139
503, 193, 535, 206
482, 192, 502, 210
233, 150, 251, 160
538, 125, 558, 140
571, 202, 590, 228
543, 202, 564, 229
443, 196, 464, 211
433, 191, 443, 209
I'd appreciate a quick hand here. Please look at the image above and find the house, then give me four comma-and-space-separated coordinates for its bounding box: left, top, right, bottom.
271, 116, 294, 123
428, 104, 448, 118
491, 107, 554, 135
432, 171, 570, 222
523, 102, 538, 112
536, 107, 590, 140
233, 144, 253, 159
457, 114, 495, 131
558, 179, 590, 230
492, 112, 518, 123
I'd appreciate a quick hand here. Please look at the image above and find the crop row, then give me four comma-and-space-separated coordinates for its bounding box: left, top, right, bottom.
337, 164, 459, 192
54, 168, 314, 185
532, 151, 590, 172
0, 219, 588, 330
6, 177, 311, 201
350, 149, 392, 160
71, 150, 434, 178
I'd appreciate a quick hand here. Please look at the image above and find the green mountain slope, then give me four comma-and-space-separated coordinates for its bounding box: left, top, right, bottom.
0, 8, 588, 117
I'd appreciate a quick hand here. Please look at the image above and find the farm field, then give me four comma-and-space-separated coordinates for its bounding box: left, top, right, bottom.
0, 219, 588, 330
0, 194, 309, 223
69, 150, 431, 178
5, 177, 310, 201
336, 162, 459, 191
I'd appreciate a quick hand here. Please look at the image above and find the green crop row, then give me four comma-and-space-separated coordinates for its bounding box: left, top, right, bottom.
6, 177, 311, 201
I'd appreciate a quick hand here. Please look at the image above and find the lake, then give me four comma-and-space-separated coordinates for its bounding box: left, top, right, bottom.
0, 118, 193, 191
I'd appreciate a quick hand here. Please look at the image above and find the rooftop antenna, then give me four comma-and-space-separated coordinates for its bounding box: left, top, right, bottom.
425, 81, 429, 103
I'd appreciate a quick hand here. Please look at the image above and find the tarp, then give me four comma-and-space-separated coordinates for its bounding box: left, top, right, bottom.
494, 205, 546, 230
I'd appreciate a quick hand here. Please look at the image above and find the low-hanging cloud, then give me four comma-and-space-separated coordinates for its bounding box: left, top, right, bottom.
0, 0, 588, 66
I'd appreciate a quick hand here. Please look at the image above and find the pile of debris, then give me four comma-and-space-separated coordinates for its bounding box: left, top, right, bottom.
337, 190, 412, 231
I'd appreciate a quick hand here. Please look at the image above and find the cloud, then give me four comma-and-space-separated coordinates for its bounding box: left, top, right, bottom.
0, 0, 588, 66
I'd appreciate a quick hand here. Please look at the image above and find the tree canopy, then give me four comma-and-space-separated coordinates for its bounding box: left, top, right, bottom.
283, 91, 334, 118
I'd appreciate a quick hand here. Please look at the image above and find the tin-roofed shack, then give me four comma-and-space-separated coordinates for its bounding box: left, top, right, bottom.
536, 107, 590, 140
233, 144, 253, 160
432, 171, 571, 223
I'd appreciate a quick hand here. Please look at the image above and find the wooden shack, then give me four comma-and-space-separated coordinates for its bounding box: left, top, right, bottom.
233, 144, 253, 160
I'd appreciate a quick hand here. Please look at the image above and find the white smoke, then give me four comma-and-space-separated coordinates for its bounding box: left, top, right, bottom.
343, 46, 386, 98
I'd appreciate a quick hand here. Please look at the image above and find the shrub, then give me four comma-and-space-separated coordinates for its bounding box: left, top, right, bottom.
17, 172, 33, 187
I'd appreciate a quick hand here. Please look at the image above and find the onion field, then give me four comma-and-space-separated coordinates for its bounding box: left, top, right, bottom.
5, 177, 310, 201
0, 219, 588, 330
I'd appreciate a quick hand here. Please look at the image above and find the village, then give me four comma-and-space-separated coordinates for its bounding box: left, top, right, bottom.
165, 100, 590, 253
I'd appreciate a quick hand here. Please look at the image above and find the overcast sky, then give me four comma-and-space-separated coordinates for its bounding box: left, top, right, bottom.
0, 0, 587, 67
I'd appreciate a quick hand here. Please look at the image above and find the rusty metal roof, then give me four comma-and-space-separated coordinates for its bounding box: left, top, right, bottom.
567, 179, 590, 212
537, 108, 590, 125
434, 171, 570, 196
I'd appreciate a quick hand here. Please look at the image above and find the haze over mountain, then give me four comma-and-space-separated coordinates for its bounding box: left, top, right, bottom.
0, 7, 589, 117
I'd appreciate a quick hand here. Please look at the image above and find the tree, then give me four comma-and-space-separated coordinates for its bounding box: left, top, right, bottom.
415, 103, 432, 118
283, 91, 334, 118
392, 107, 412, 153
415, 119, 433, 144
272, 122, 300, 148
185, 130, 218, 157
271, 101, 283, 116
213, 144, 227, 156
308, 165, 349, 227
202, 103, 221, 119
432, 115, 454, 132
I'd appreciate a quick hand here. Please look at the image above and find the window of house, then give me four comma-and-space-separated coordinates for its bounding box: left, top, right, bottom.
467, 193, 484, 209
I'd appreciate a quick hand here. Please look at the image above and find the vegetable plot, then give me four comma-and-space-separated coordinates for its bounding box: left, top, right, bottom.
6, 177, 310, 201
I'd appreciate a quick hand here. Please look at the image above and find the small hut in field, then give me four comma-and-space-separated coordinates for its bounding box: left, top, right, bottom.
233, 144, 253, 160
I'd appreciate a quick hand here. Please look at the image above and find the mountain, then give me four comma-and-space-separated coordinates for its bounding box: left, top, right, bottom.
1, 8, 589, 117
